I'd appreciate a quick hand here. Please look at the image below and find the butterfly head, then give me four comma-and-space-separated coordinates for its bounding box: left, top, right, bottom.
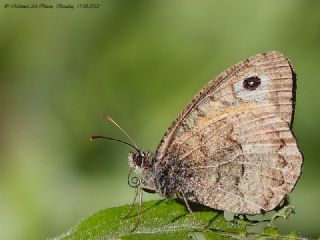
128, 150, 154, 171
128, 150, 157, 189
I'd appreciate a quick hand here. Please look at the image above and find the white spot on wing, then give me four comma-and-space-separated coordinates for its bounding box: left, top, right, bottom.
234, 73, 270, 103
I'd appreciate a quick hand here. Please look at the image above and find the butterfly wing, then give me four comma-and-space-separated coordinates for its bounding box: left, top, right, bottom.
156, 51, 303, 214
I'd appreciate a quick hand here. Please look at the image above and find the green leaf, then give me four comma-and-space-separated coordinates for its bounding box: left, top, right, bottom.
52, 199, 306, 240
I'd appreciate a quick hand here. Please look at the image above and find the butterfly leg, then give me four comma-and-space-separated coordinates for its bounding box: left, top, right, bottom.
129, 187, 143, 232
180, 191, 208, 229
122, 186, 139, 219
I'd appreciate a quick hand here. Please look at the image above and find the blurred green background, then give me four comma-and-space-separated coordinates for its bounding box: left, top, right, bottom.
0, 0, 319, 239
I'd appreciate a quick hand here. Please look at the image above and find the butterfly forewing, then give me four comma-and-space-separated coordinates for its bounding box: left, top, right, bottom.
155, 51, 303, 213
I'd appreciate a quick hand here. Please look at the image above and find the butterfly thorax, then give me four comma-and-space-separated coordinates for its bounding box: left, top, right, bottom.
153, 156, 195, 198
128, 151, 194, 198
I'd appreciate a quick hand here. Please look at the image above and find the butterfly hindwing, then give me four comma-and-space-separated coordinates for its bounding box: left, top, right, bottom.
176, 112, 301, 213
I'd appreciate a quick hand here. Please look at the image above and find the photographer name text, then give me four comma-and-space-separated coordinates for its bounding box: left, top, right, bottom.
4, 3, 100, 9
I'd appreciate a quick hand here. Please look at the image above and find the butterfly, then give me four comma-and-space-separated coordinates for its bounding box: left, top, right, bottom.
92, 51, 303, 231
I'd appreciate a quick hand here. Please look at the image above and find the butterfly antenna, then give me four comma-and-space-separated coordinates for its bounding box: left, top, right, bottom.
90, 135, 139, 152
101, 114, 139, 149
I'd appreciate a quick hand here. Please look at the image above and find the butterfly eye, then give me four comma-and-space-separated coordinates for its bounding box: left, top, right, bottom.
133, 154, 143, 167
243, 76, 261, 90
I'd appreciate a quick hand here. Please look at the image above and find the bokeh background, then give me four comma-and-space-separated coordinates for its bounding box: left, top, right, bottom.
0, 0, 319, 239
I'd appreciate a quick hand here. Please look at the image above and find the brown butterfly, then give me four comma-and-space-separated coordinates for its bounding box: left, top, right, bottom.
92, 51, 303, 231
